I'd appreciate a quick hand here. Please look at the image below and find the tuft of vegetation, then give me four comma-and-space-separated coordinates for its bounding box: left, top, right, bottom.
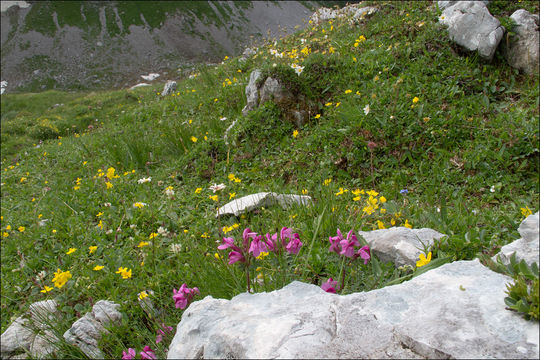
1, 1, 538, 357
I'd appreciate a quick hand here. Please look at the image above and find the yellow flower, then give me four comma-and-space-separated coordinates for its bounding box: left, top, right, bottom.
214, 253, 223, 260
105, 181, 113, 189
256, 252, 269, 260
66, 248, 77, 255
93, 265, 104, 271
335, 187, 348, 196
412, 97, 420, 104
52, 269, 72, 288
335, 102, 341, 107
228, 173, 236, 181
96, 212, 103, 217
363, 206, 375, 215
520, 206, 532, 218
138, 291, 149, 300
138, 241, 150, 248
6, 225, 11, 231
380, 196, 387, 203
40, 286, 53, 293
229, 192, 236, 199
106, 167, 119, 179
97, 220, 103, 229
380, 208, 387, 214
209, 195, 218, 201
191, 136, 198, 142
314, 114, 321, 119
366, 190, 379, 197
88, 246, 97, 254
2, 232, 8, 238
52, 229, 57, 233
323, 178, 332, 186
391, 218, 396, 226
195, 187, 202, 194
292, 129, 299, 138
301, 189, 308, 195
325, 102, 333, 107
201, 232, 209, 238
116, 267, 132, 279
133, 202, 146, 208
345, 89, 352, 94
352, 57, 357, 62
404, 219, 413, 229
416, 252, 432, 267
18, 226, 25, 232
377, 220, 385, 229
20, 177, 27, 183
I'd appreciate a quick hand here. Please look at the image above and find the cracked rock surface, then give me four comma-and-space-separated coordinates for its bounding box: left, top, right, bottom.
167, 259, 538, 359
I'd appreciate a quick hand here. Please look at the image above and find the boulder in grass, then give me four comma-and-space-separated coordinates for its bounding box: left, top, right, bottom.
241, 69, 262, 116
439, 1, 504, 61
493, 212, 539, 267
161, 80, 177, 96
216, 192, 312, 217
502, 9, 540, 75
167, 260, 538, 359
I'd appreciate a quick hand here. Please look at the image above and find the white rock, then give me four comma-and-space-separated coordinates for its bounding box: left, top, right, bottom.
438, 0, 490, 11
358, 227, 446, 267
493, 212, 539, 266
167, 260, 538, 359
352, 6, 379, 22
141, 73, 160, 81
241, 69, 262, 116
63, 300, 121, 359
129, 83, 150, 90
1, 80, 7, 95
1, 317, 33, 356
503, 9, 540, 74
216, 192, 312, 217
161, 80, 177, 96
439, 1, 504, 60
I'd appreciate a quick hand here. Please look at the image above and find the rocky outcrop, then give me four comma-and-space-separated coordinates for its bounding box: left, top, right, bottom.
439, 1, 504, 61
242, 69, 262, 116
493, 212, 539, 266
167, 259, 539, 359
438, 0, 490, 11
216, 192, 312, 217
502, 9, 539, 75
63, 300, 122, 359
358, 227, 446, 267
161, 80, 177, 96
1, 300, 60, 359
309, 3, 378, 25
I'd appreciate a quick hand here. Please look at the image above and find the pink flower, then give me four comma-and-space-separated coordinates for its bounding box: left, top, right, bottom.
321, 278, 338, 293
156, 324, 174, 344
217, 237, 240, 252
228, 250, 245, 264
354, 245, 371, 264
140, 345, 156, 359
248, 235, 268, 258
280, 227, 293, 246
122, 348, 136, 360
285, 233, 303, 254
242, 228, 257, 248
339, 230, 360, 258
328, 229, 344, 253
173, 284, 200, 309
265, 233, 277, 252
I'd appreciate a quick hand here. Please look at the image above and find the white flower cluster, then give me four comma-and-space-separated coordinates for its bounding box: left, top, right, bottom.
269, 49, 283, 58
137, 177, 152, 184
290, 63, 304, 75
209, 183, 226, 193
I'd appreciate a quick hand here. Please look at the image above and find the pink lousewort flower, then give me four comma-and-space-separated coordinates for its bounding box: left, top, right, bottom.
228, 250, 245, 264
328, 229, 344, 254
242, 228, 257, 248
285, 233, 303, 254
321, 278, 338, 293
173, 283, 200, 309
248, 235, 268, 258
265, 233, 277, 252
217, 237, 241, 252
122, 348, 136, 360
156, 324, 174, 344
354, 245, 371, 264
140, 345, 156, 359
339, 230, 360, 258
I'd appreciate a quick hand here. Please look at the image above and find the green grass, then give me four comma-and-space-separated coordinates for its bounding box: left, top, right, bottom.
1, 1, 538, 357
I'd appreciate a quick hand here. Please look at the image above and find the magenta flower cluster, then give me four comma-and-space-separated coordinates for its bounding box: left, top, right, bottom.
173, 283, 200, 309
218, 227, 302, 264
328, 229, 371, 264
122, 346, 156, 360
155, 323, 174, 344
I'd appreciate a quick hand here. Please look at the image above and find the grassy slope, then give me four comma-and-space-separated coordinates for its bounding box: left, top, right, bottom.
1, 1, 538, 357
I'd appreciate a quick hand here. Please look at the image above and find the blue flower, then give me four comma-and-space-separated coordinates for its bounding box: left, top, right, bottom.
400, 189, 409, 195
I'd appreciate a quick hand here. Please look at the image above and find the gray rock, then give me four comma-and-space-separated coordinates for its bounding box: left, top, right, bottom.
502, 9, 539, 74
352, 6, 379, 22
438, 0, 490, 11
241, 69, 262, 116
439, 1, 504, 60
63, 300, 121, 359
358, 227, 446, 267
239, 47, 257, 62
1, 300, 60, 359
161, 80, 177, 96
493, 212, 539, 266
259, 77, 294, 106
216, 192, 312, 217
167, 260, 539, 359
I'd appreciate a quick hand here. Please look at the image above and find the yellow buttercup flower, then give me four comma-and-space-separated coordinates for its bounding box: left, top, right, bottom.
293, 130, 299, 138
93, 265, 104, 271
89, 246, 97, 254
404, 219, 413, 229
66, 248, 77, 255
137, 241, 150, 248
412, 96, 420, 104
520, 206, 532, 218
40, 286, 53, 293
52, 269, 72, 288
416, 252, 432, 267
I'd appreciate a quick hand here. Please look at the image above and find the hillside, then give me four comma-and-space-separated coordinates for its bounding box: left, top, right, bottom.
1, 1, 539, 358
1, 1, 332, 92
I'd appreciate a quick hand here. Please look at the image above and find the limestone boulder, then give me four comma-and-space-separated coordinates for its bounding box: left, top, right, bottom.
167, 259, 538, 359
358, 227, 446, 267
439, 1, 504, 61
493, 212, 539, 266
216, 192, 312, 218
241, 69, 262, 116
438, 0, 490, 11
63, 300, 122, 359
161, 80, 177, 96
502, 9, 539, 75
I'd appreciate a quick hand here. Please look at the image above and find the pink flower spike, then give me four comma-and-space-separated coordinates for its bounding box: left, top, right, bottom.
357, 245, 371, 264
328, 235, 341, 253
285, 233, 302, 254
217, 237, 235, 250
249, 235, 268, 258
122, 348, 136, 360
155, 334, 163, 344
140, 345, 156, 360
280, 227, 293, 246
265, 233, 277, 252
228, 250, 245, 264
346, 230, 359, 246
242, 228, 257, 248
339, 239, 356, 258
321, 278, 338, 293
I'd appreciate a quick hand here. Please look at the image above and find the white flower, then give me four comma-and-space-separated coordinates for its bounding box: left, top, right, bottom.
363, 104, 370, 115
106, 229, 113, 234
472, 209, 478, 215
169, 243, 182, 254
130, 224, 137, 229
137, 177, 152, 184
290, 63, 304, 75
390, 115, 394, 119
490, 185, 495, 193
436, 207, 440, 213
164, 187, 175, 198
38, 219, 49, 226
104, 202, 112, 207
157, 226, 168, 236
300, 38, 306, 44
209, 183, 226, 193
220, 117, 227, 121
272, 63, 277, 67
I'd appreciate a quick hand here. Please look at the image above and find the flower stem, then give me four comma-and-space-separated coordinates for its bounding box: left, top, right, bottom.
338, 256, 347, 293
